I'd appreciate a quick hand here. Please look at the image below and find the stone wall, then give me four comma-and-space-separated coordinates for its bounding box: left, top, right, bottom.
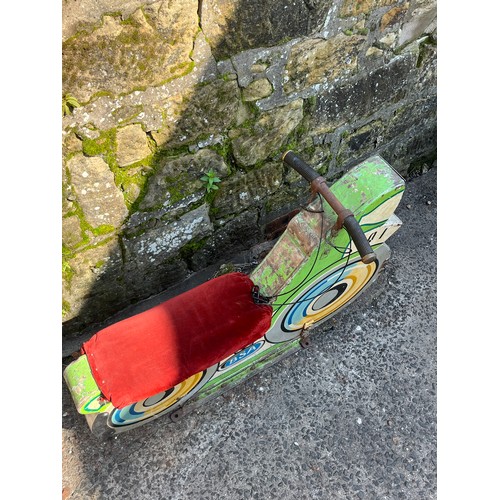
62, 0, 437, 338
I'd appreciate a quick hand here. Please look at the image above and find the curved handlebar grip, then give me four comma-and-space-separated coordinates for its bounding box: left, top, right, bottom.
282, 150, 376, 265
343, 215, 376, 264
282, 151, 321, 183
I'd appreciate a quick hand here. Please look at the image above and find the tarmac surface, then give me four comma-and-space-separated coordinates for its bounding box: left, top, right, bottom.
62, 166, 437, 500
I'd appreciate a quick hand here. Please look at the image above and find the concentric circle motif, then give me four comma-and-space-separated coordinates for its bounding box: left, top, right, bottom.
108, 365, 217, 428
265, 258, 379, 344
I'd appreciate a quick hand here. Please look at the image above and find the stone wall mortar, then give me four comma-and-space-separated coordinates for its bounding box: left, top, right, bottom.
62, 0, 437, 337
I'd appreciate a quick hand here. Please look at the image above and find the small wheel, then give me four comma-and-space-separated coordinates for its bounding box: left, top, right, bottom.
265, 244, 390, 344
107, 364, 217, 431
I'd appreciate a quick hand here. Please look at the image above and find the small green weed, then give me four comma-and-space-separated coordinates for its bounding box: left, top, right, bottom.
62, 94, 81, 116
200, 169, 221, 194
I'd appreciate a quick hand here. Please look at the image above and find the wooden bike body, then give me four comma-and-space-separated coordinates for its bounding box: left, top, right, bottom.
64, 155, 405, 436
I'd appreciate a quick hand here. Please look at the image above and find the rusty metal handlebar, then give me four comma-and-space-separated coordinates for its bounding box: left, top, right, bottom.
282, 151, 376, 264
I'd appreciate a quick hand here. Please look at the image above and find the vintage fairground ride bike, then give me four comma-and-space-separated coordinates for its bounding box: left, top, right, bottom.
64, 151, 405, 437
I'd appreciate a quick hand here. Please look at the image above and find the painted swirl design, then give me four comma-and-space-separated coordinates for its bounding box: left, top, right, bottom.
109, 370, 207, 427
265, 258, 379, 344
282, 261, 377, 332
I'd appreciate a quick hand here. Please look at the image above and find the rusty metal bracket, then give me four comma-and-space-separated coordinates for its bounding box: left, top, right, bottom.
299, 321, 314, 349
333, 208, 353, 231
310, 176, 353, 230
252, 285, 271, 304
169, 406, 185, 423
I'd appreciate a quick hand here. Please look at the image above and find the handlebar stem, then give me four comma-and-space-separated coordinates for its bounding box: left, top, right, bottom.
311, 176, 352, 230
282, 150, 376, 264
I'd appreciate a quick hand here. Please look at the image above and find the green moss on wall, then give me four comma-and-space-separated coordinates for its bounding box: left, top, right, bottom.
80, 128, 160, 211
179, 237, 209, 261
208, 141, 235, 172
82, 128, 116, 157
62, 300, 71, 318
62, 248, 75, 284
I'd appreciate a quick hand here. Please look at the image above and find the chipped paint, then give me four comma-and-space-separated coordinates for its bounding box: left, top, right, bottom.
64, 155, 405, 434
63, 355, 110, 415
251, 155, 405, 302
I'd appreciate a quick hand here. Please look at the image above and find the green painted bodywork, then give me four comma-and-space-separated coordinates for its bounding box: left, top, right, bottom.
252, 156, 405, 314
195, 339, 301, 401
63, 355, 111, 414
64, 154, 406, 430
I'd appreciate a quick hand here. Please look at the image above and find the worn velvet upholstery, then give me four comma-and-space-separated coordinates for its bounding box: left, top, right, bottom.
83, 272, 272, 408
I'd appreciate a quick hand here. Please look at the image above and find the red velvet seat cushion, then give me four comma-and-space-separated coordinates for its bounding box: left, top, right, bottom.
83, 272, 272, 409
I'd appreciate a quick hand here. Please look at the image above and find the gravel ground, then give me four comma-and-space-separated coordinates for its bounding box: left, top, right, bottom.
62, 166, 437, 500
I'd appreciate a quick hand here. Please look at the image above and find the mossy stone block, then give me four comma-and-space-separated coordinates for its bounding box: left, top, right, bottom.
139, 149, 229, 210
116, 124, 152, 167
232, 99, 304, 167
66, 153, 128, 228
201, 0, 332, 60
62, 1, 199, 102
284, 34, 365, 94
213, 162, 283, 218
242, 78, 273, 102
152, 80, 243, 149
